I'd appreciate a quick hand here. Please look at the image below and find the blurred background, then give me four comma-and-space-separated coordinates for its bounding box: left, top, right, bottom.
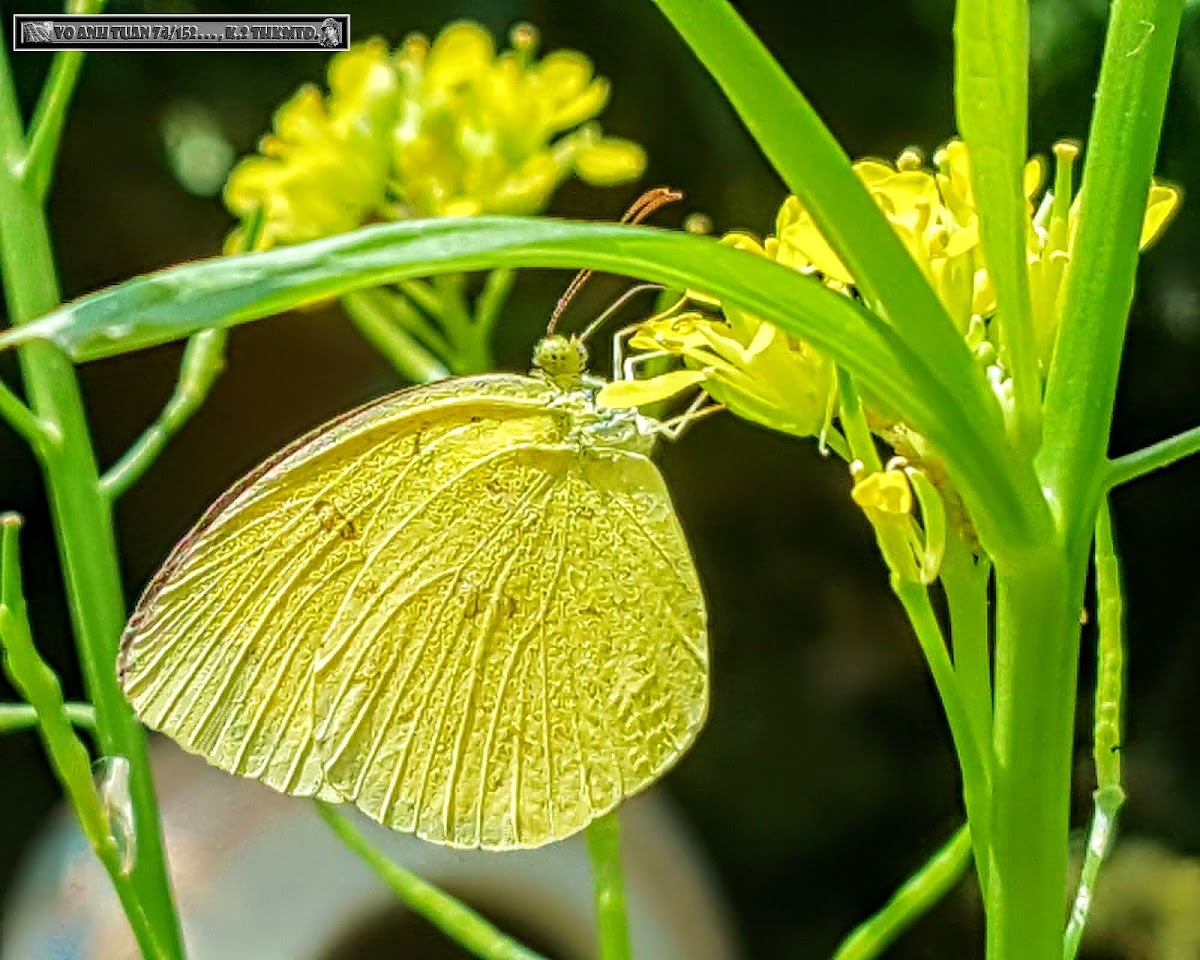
2, 0, 1200, 957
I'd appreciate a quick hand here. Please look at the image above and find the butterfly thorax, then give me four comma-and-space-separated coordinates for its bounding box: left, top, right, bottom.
532, 334, 658, 458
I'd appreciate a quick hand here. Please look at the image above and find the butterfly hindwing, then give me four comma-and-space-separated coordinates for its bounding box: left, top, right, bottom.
312, 438, 708, 849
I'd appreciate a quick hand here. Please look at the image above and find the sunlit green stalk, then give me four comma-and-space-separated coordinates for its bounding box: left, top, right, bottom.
0, 42, 185, 958
988, 551, 1079, 960
313, 802, 546, 960
830, 825, 973, 960
836, 367, 881, 473
1063, 501, 1126, 960
1106, 423, 1200, 488
987, 1, 1181, 955
586, 812, 632, 960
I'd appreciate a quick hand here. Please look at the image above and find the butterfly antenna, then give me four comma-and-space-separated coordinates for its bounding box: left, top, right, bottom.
546, 186, 684, 335
578, 283, 665, 343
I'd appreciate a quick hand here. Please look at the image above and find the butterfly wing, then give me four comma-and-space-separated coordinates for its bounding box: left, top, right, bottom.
118, 374, 558, 801
313, 438, 708, 849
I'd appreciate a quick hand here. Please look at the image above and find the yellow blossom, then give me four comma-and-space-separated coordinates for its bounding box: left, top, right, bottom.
851, 459, 947, 584
606, 137, 1181, 450
596, 303, 835, 440
224, 22, 645, 251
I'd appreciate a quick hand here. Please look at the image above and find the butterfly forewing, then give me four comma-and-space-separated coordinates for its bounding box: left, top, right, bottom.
118, 374, 557, 801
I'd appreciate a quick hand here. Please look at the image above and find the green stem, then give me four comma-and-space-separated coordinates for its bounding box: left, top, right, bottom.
0, 515, 165, 959
101, 329, 226, 501
474, 268, 516, 340
645, 0, 1025, 510
839, 373, 991, 890
313, 802, 546, 960
1063, 501, 1127, 960
940, 536, 994, 776
398, 277, 445, 317
0, 43, 184, 958
836, 367, 882, 472
953, 0, 1039, 454
893, 581, 992, 878
434, 273, 491, 373
372, 286, 456, 359
21, 0, 107, 201
0, 377, 56, 455
1105, 423, 1200, 488
988, 551, 1081, 960
586, 812, 633, 960
341, 290, 449, 383
830, 825, 973, 960
0, 699, 96, 733
1038, 0, 1185, 535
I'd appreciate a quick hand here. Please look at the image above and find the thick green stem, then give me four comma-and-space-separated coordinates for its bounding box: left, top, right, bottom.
313, 802, 546, 960
586, 812, 632, 960
988, 551, 1084, 960
0, 44, 184, 958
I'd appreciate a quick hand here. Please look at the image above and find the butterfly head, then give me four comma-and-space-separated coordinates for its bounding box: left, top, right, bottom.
532, 334, 589, 387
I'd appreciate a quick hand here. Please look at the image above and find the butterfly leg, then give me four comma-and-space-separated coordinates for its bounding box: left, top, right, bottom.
656, 392, 724, 440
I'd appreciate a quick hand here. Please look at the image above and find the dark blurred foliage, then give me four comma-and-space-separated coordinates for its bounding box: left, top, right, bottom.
2, 1, 1200, 958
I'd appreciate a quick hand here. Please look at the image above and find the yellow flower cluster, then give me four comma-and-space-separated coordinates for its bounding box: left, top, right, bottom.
224, 22, 645, 251
601, 138, 1180, 574
603, 139, 1181, 440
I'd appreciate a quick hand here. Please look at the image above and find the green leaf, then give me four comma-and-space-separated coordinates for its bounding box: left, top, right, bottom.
647, 0, 970, 394
1038, 0, 1186, 535
954, 0, 1039, 450
0, 216, 1040, 554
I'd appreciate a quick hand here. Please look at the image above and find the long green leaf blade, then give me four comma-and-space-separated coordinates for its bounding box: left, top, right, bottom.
648, 0, 972, 391
0, 217, 1041, 553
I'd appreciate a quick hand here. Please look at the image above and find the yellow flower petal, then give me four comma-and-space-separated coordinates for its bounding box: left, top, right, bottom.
425, 21, 495, 89
851, 470, 914, 515
1139, 182, 1182, 249
574, 136, 646, 185
597, 369, 707, 408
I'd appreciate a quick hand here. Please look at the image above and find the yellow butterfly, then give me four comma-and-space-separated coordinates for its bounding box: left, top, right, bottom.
118, 201, 710, 850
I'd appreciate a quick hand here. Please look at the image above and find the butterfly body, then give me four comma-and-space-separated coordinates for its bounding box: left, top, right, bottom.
119, 337, 708, 849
